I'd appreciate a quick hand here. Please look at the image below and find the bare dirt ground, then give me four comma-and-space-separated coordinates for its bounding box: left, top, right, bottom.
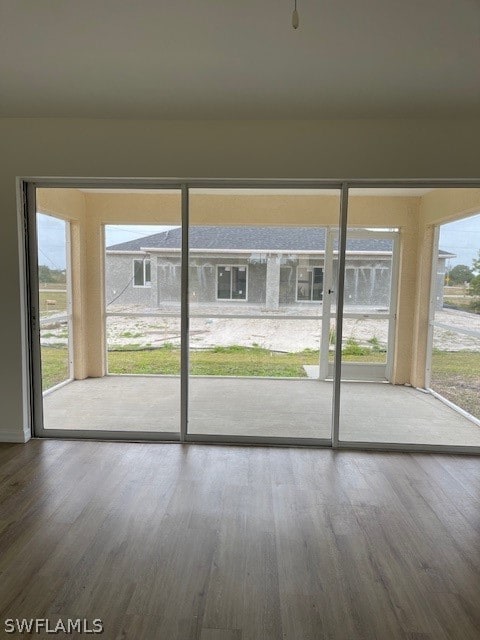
103, 305, 480, 352
431, 308, 480, 350
41, 304, 480, 352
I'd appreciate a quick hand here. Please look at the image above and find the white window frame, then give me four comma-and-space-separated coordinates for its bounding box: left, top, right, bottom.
215, 264, 248, 301
295, 265, 324, 302
133, 258, 152, 288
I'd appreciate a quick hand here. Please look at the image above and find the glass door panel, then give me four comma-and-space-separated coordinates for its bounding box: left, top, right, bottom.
425, 211, 480, 446
37, 213, 72, 400
339, 187, 480, 448
187, 188, 341, 441
338, 219, 399, 443
37, 187, 182, 437
103, 219, 181, 433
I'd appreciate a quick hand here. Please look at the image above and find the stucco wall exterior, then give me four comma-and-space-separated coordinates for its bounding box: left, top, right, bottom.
105, 253, 156, 308
106, 250, 394, 309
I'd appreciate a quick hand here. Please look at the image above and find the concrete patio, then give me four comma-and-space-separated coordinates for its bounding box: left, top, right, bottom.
43, 376, 480, 446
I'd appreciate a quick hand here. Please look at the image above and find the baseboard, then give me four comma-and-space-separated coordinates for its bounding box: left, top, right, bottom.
0, 427, 31, 443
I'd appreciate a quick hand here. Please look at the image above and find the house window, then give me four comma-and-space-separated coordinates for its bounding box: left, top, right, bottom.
133, 258, 151, 287
217, 265, 247, 300
296, 267, 323, 301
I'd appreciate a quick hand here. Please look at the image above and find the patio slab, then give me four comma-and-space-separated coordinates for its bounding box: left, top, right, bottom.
42, 376, 480, 446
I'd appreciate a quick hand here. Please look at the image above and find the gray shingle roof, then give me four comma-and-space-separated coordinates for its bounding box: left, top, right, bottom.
106, 226, 454, 256
108, 226, 384, 252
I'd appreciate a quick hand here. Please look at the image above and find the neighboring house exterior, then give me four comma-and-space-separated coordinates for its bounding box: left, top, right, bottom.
105, 226, 454, 311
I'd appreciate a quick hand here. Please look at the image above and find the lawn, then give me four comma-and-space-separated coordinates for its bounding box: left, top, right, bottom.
41, 343, 385, 389
39, 290, 67, 316
41, 345, 70, 390
430, 350, 480, 419
443, 297, 473, 311
107, 344, 388, 377
109, 345, 318, 377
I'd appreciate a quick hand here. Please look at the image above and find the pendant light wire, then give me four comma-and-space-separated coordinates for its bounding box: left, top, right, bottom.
292, 0, 299, 29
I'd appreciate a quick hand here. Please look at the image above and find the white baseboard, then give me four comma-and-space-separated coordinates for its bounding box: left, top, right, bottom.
0, 427, 31, 443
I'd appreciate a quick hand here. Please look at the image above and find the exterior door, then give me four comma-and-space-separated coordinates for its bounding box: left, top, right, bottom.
321, 228, 399, 382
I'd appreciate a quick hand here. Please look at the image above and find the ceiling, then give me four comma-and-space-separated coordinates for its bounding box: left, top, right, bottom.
1, 0, 479, 119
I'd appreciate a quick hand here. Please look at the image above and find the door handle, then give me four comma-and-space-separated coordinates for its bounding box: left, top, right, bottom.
328, 289, 334, 295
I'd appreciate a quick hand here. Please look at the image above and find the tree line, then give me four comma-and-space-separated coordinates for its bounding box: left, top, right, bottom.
38, 265, 66, 285
445, 250, 480, 312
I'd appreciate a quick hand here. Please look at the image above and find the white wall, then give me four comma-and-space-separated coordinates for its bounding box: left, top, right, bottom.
1, 117, 480, 442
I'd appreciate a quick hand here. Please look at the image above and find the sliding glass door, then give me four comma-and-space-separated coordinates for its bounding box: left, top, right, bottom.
27, 180, 480, 452
338, 186, 480, 450
33, 186, 182, 438
31, 184, 340, 443
186, 188, 341, 443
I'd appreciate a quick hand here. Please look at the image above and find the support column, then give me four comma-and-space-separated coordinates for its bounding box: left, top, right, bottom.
149, 255, 158, 309
391, 210, 419, 385
84, 216, 106, 377
70, 221, 88, 379
410, 225, 436, 389
265, 254, 281, 310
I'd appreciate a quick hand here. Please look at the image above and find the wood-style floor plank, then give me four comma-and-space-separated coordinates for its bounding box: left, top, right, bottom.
0, 440, 480, 639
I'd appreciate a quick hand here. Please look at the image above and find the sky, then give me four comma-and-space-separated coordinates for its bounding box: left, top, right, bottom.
37, 213, 68, 271
37, 213, 480, 272
439, 213, 480, 270
104, 224, 178, 249
37, 215, 177, 270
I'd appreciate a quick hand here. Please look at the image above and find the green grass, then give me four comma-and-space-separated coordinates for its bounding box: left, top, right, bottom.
106, 344, 384, 378
331, 353, 386, 363
108, 344, 316, 377
39, 344, 390, 387
443, 297, 472, 310
431, 350, 480, 419
41, 345, 70, 390
39, 290, 67, 316
39, 282, 66, 290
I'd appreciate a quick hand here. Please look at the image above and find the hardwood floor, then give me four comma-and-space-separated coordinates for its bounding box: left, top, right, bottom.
0, 440, 480, 639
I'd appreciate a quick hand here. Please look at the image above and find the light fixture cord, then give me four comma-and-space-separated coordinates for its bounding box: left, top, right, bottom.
292, 0, 299, 30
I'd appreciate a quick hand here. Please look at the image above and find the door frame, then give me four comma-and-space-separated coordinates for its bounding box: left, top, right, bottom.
19, 177, 480, 454
25, 180, 342, 446
321, 228, 399, 382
